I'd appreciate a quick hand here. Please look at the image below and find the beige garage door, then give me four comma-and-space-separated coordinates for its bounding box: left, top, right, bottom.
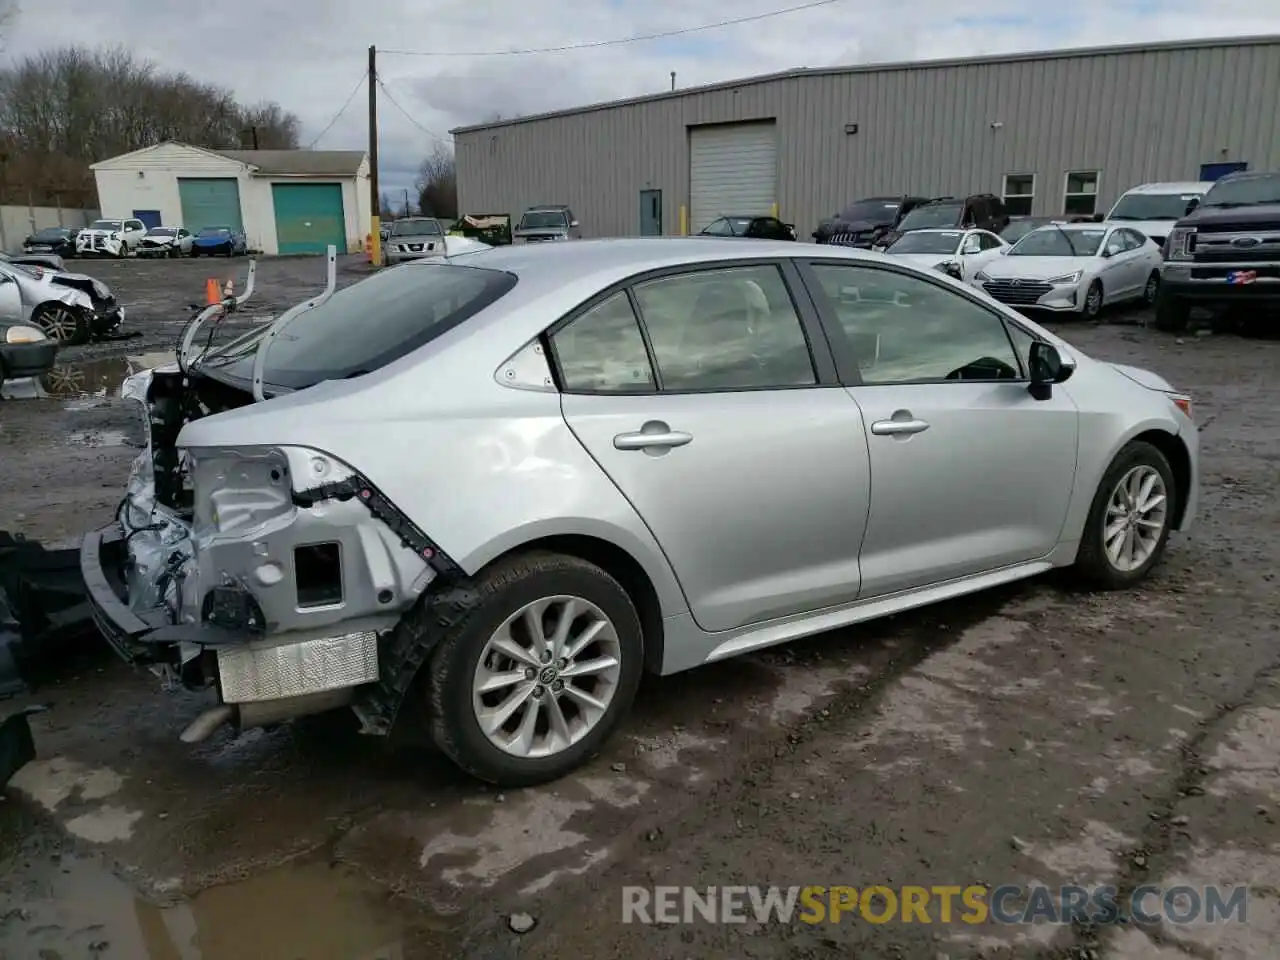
689, 122, 778, 233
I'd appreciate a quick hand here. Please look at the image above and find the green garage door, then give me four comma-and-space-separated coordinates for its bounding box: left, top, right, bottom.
178, 178, 244, 234
272, 183, 346, 255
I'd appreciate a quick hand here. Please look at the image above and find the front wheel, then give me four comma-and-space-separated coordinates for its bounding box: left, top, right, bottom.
1074, 441, 1176, 589
423, 551, 644, 787
1082, 279, 1103, 319
31, 303, 89, 345
1142, 270, 1160, 306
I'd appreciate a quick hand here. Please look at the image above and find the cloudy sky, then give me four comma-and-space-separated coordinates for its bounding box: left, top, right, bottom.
5, 0, 1280, 198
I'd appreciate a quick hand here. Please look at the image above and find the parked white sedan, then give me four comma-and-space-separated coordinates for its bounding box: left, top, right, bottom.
883, 228, 1009, 281
973, 223, 1164, 319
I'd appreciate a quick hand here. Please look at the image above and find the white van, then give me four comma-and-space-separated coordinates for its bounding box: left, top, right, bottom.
1103, 181, 1215, 247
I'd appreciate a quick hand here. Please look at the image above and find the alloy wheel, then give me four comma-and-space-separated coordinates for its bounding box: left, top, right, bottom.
472, 595, 622, 759
1085, 283, 1102, 317
36, 306, 79, 342
1145, 274, 1159, 303
1103, 465, 1169, 572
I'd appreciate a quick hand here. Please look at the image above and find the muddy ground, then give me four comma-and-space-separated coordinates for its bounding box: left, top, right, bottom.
1, 256, 1278, 960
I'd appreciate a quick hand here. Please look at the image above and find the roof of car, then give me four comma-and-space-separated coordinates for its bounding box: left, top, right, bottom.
1122, 181, 1215, 194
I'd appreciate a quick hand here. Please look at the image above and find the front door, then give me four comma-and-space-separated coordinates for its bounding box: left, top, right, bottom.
801, 259, 1079, 597
639, 190, 662, 236
553, 261, 870, 632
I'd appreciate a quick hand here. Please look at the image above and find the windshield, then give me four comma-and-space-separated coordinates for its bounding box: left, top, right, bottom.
147, 228, 176, 237
90, 220, 122, 231
887, 231, 961, 255
32, 228, 69, 240
519, 211, 568, 229
837, 199, 901, 222
198, 227, 230, 237
1009, 228, 1105, 257
1108, 192, 1201, 220
1201, 175, 1280, 207
897, 202, 963, 231
199, 263, 517, 390
392, 218, 444, 236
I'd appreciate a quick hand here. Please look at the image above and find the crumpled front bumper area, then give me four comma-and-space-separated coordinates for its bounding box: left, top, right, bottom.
76, 234, 122, 256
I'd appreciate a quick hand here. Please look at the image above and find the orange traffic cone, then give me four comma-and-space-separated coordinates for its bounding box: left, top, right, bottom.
205, 278, 221, 305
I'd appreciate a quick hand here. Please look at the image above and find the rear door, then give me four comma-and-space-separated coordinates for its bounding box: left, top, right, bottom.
553, 260, 871, 633
798, 258, 1079, 597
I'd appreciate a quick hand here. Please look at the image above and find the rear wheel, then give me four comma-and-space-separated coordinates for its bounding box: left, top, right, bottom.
1152, 288, 1191, 332
1143, 270, 1160, 306
31, 303, 89, 345
1075, 441, 1176, 589
424, 551, 644, 786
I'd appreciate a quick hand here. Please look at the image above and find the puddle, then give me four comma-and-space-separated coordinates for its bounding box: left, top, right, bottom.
37, 351, 176, 401
1, 851, 455, 958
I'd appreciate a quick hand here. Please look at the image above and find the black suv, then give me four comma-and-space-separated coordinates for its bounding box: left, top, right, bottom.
875, 193, 1010, 250
812, 196, 927, 248
1155, 170, 1280, 331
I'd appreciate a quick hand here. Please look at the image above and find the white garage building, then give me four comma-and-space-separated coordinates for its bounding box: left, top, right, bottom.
90, 142, 371, 255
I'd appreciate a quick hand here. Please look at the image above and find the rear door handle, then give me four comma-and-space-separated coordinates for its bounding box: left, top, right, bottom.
613, 429, 693, 451
870, 418, 930, 436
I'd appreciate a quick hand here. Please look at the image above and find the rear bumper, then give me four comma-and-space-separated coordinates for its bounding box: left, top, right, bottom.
0, 340, 58, 379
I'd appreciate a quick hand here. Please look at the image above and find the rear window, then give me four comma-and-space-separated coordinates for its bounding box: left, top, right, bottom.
200, 262, 517, 390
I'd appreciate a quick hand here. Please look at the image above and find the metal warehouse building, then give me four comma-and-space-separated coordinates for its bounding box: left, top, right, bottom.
91, 142, 371, 255
452, 35, 1280, 238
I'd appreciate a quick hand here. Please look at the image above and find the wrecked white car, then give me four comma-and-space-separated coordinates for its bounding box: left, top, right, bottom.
75, 217, 147, 257
0, 260, 124, 345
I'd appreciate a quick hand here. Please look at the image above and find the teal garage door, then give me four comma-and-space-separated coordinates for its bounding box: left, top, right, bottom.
272, 183, 346, 255
178, 178, 244, 233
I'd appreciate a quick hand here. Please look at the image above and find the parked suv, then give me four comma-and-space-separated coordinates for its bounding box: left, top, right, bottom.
811, 196, 927, 248
513, 205, 581, 243
874, 194, 1009, 250
1156, 170, 1280, 331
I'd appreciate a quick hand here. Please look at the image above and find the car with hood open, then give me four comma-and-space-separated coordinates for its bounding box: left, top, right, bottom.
76, 217, 147, 257
81, 237, 1197, 787
811, 196, 926, 248
1155, 169, 1280, 332
1102, 181, 1215, 249
0, 259, 124, 345
973, 222, 1163, 319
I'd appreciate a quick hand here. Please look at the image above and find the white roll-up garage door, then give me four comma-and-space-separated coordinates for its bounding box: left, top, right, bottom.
689, 122, 778, 233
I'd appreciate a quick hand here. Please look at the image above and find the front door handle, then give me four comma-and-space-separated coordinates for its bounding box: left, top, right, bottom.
870, 418, 930, 436
614, 426, 693, 451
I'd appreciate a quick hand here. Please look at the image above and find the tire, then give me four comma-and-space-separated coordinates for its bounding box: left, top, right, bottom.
31, 303, 89, 346
1142, 270, 1160, 306
1074, 440, 1177, 590
1152, 288, 1191, 332
1082, 279, 1103, 320
424, 551, 644, 787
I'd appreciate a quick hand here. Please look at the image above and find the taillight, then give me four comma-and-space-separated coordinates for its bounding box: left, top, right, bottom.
1170, 395, 1193, 420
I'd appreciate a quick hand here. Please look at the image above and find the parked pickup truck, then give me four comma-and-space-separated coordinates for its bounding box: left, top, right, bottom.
1156, 170, 1280, 331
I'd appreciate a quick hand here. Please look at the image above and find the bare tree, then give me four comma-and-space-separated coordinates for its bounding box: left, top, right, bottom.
415, 144, 457, 219
379, 192, 396, 219
0, 44, 302, 206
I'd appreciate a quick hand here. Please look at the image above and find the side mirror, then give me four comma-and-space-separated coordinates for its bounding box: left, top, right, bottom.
936, 261, 963, 281
1028, 341, 1075, 399
570, 220, 580, 228
1185, 197, 1200, 215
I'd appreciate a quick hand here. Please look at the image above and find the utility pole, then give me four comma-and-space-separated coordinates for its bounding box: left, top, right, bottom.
368, 44, 381, 265
251, 126, 259, 149
403, 187, 410, 217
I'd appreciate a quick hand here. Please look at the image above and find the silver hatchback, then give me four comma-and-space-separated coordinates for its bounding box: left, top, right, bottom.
84, 238, 1198, 786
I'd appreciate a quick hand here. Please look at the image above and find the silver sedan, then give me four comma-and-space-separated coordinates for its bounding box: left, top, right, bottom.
85, 239, 1198, 786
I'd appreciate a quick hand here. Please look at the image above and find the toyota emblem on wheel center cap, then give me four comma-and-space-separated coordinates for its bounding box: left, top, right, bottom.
539, 665, 558, 684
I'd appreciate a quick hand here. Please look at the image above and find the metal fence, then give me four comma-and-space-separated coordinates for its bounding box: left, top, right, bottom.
0, 205, 101, 253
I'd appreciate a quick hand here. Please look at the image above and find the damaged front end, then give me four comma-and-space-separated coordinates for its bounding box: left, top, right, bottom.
79, 248, 451, 741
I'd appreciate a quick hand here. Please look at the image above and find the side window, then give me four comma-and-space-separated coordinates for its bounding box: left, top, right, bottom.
960, 234, 981, 255
632, 265, 816, 391
1104, 232, 1125, 256
1003, 321, 1036, 374
703, 218, 730, 236
1122, 229, 1145, 250
550, 292, 655, 394
127, 219, 143, 232
808, 264, 1021, 385
978, 232, 1004, 251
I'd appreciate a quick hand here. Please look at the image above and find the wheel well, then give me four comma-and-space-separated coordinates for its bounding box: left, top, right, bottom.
493, 535, 666, 674
1133, 428, 1191, 527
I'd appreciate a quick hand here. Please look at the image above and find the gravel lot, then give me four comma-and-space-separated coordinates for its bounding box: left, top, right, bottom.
1, 255, 1278, 959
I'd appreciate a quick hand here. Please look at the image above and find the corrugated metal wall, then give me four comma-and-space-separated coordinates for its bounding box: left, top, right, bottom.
454, 39, 1280, 240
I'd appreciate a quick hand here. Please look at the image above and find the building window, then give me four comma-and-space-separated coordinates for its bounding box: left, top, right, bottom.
1064, 171, 1100, 216
1002, 174, 1035, 216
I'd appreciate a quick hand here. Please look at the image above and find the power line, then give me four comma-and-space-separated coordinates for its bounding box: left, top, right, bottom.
380, 0, 844, 57
306, 71, 367, 148
376, 78, 452, 145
